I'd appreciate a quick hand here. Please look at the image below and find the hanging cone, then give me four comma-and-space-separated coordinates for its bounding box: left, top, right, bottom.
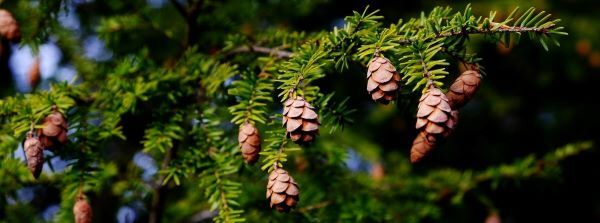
23, 132, 44, 179
238, 123, 261, 164
0, 9, 21, 42
410, 88, 458, 163
73, 195, 93, 223
447, 70, 481, 109
282, 97, 319, 144
366, 55, 401, 104
410, 131, 436, 163
485, 212, 501, 223
266, 168, 299, 212
38, 105, 68, 149
28, 57, 41, 88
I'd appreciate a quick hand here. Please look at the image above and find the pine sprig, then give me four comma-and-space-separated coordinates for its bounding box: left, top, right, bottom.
400, 39, 449, 92
228, 72, 274, 125
200, 151, 245, 223
314, 93, 356, 134
260, 121, 301, 172
328, 6, 383, 70
276, 43, 330, 102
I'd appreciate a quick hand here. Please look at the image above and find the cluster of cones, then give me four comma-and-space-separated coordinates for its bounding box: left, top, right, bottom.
410, 68, 481, 162
365, 54, 481, 163
1, 9, 40, 88
23, 105, 69, 179
235, 96, 318, 212
7, 8, 87, 222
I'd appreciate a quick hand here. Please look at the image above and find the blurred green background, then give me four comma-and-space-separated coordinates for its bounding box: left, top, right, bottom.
1, 0, 599, 222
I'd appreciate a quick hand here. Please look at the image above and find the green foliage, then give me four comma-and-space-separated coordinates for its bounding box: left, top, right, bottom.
400, 39, 450, 92
0, 1, 586, 223
228, 71, 274, 125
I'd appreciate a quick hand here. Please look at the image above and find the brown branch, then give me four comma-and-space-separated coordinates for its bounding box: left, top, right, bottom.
398, 24, 551, 45
228, 45, 293, 58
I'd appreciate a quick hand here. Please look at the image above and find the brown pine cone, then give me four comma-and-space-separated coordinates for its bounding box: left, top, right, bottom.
411, 110, 459, 162
366, 56, 401, 104
447, 70, 481, 109
38, 106, 68, 149
23, 132, 44, 179
282, 97, 319, 144
0, 9, 21, 42
28, 57, 41, 88
410, 88, 456, 163
238, 123, 261, 164
73, 196, 93, 223
266, 168, 299, 212
410, 131, 436, 163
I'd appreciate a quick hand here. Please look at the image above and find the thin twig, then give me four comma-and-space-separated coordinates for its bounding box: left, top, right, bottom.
228, 45, 293, 58
398, 24, 551, 45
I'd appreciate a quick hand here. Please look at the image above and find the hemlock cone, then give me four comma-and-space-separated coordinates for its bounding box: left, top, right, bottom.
28, 57, 41, 88
282, 97, 319, 144
23, 133, 44, 179
447, 70, 482, 109
0, 9, 20, 42
238, 123, 261, 164
266, 168, 299, 212
366, 56, 401, 104
73, 196, 93, 223
410, 88, 455, 162
0, 2, 574, 222
411, 131, 436, 163
38, 106, 68, 149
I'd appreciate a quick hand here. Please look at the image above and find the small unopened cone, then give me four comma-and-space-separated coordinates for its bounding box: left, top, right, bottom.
28, 57, 41, 88
73, 195, 92, 223
370, 162, 385, 181
485, 212, 501, 223
0, 9, 21, 42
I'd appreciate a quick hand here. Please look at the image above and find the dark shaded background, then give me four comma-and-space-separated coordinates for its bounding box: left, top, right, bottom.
1, 0, 600, 222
